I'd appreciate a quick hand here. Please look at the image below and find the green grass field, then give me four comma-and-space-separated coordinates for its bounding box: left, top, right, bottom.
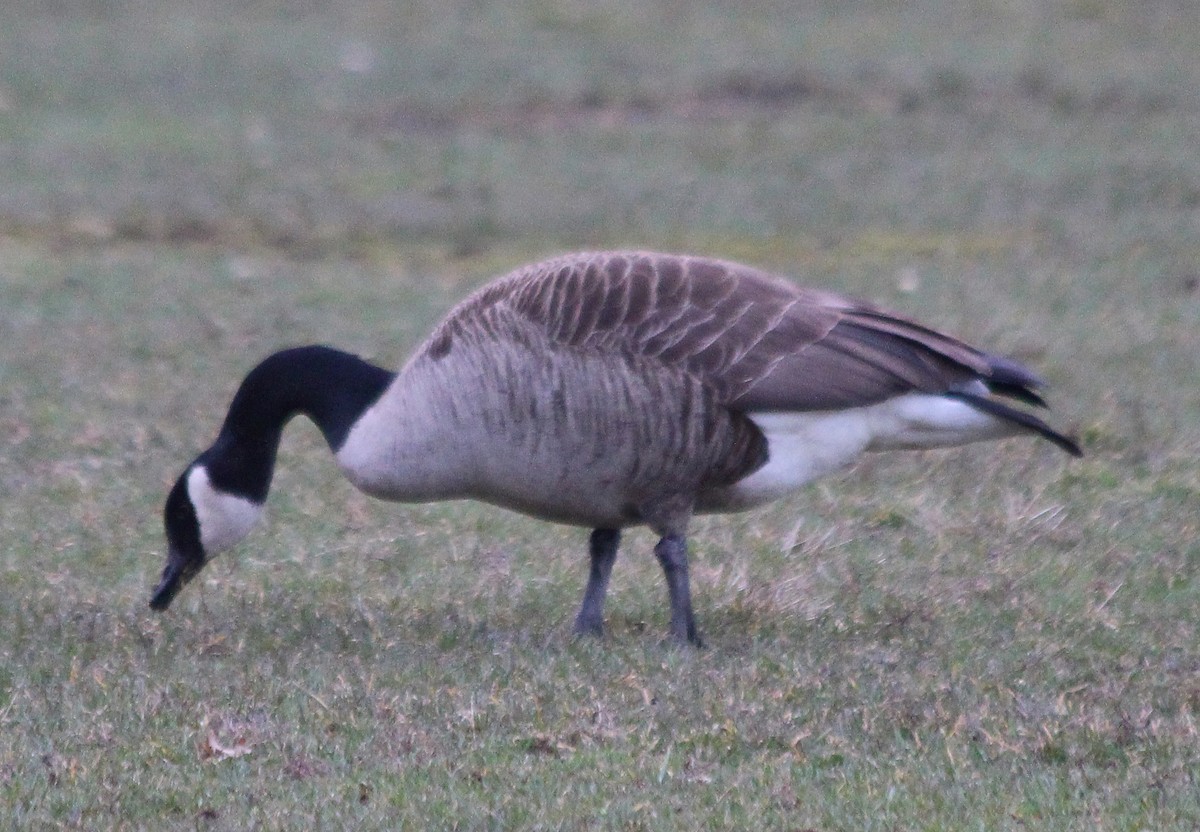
2, 1, 1199, 829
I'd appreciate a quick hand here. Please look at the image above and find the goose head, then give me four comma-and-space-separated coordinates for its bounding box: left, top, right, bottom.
149, 346, 395, 611
151, 461, 263, 610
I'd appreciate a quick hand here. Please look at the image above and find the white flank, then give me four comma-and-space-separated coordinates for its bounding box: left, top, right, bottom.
731, 410, 873, 505
731, 393, 1020, 506
187, 465, 263, 554
860, 391, 1017, 451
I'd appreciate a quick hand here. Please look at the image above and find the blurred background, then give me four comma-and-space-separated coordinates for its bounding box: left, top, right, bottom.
2, 0, 1196, 257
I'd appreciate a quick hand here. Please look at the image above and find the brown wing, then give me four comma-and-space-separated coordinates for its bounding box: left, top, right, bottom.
428, 252, 1061, 412
434, 251, 1042, 410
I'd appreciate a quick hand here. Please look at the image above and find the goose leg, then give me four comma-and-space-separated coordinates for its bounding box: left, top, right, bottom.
654, 533, 702, 647
573, 528, 620, 637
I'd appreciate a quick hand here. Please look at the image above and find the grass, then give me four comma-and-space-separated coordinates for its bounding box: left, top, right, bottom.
2, 1, 1200, 829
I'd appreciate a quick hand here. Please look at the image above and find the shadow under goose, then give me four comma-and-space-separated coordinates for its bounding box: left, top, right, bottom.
151, 251, 1081, 646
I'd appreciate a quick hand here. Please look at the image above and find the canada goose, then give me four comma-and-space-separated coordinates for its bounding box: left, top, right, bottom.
151, 251, 1080, 645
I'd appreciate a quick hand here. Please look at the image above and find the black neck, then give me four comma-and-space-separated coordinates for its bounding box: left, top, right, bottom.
201, 345, 394, 502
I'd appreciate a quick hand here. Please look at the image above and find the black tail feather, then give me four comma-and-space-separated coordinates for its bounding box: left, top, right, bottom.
946, 391, 1083, 457
982, 354, 1051, 408
987, 380, 1049, 409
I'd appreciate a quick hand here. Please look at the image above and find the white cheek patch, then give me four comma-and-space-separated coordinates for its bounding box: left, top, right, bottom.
187, 466, 263, 554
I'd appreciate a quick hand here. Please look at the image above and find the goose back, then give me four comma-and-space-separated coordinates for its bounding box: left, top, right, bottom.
421, 251, 1014, 410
